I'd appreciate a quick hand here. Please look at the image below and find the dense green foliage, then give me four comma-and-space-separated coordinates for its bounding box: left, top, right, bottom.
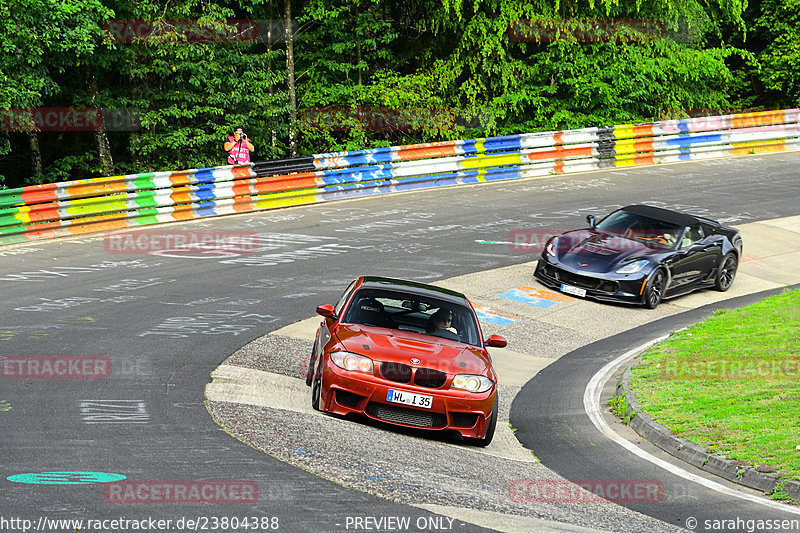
1, 0, 798, 188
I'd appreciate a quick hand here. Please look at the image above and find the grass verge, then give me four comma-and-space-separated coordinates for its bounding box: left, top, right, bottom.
630, 288, 800, 482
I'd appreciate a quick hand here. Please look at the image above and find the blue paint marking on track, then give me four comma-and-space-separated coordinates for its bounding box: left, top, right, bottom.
7, 471, 127, 485
498, 289, 559, 309
474, 309, 516, 326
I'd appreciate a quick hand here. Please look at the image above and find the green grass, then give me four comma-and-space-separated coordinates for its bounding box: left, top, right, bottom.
606, 393, 636, 425
630, 288, 800, 483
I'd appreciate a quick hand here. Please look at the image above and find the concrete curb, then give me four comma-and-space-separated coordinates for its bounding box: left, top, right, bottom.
617, 365, 800, 501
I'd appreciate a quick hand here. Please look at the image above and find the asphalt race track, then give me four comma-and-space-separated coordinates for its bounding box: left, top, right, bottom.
511, 287, 800, 532
1, 152, 799, 533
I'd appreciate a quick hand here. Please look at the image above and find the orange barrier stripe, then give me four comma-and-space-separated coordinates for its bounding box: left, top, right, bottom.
731, 110, 787, 129
232, 166, 254, 179
527, 146, 593, 161
67, 217, 130, 235
26, 205, 61, 223
397, 144, 458, 160
170, 189, 193, 204
169, 172, 193, 186
20, 184, 59, 205
232, 182, 253, 197
253, 173, 320, 193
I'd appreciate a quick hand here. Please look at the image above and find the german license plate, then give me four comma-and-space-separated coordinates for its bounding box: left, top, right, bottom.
387, 389, 433, 409
560, 283, 587, 298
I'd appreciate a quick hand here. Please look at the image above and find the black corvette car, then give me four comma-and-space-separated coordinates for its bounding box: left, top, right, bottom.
534, 205, 743, 308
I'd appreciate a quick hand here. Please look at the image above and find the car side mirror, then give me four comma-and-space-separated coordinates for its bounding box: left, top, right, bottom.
485, 334, 507, 348
316, 304, 337, 319
586, 215, 596, 228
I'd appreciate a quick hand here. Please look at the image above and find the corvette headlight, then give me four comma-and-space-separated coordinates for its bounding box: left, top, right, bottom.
545, 237, 559, 257
451, 374, 493, 393
331, 351, 373, 373
616, 259, 649, 274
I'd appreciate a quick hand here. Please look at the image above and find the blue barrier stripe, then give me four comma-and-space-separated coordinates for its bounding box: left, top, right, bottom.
666, 133, 724, 147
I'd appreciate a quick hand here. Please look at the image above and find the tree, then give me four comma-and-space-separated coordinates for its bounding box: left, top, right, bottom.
0, 0, 112, 185
752, 0, 800, 105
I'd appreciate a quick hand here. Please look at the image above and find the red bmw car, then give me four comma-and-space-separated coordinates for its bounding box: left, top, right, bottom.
306, 276, 507, 446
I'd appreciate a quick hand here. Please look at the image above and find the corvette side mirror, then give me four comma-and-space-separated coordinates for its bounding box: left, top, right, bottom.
485, 335, 507, 348
586, 215, 596, 228
316, 304, 337, 319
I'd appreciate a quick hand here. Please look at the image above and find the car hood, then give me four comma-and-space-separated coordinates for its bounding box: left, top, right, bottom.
553, 229, 659, 273
335, 324, 490, 375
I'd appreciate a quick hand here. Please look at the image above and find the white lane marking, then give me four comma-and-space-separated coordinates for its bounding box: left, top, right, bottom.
584, 337, 800, 515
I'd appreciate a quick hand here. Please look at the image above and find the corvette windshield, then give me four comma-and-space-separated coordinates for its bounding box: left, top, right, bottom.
596, 210, 682, 250
343, 288, 481, 346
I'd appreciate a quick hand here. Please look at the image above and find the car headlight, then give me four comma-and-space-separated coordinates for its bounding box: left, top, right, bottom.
451, 374, 493, 393
545, 237, 559, 257
616, 259, 649, 274
330, 351, 373, 373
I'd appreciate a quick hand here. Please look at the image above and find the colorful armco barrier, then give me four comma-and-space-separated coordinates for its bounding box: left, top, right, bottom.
1, 109, 798, 245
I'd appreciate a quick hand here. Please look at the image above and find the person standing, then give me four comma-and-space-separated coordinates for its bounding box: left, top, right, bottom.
224, 126, 255, 164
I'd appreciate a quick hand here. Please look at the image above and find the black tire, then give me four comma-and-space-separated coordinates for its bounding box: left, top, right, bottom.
643, 269, 666, 309
311, 367, 323, 411
715, 253, 738, 292
464, 394, 498, 447
305, 349, 315, 387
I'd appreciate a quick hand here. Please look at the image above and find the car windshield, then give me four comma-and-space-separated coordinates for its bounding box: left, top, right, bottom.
595, 210, 682, 250
342, 288, 481, 347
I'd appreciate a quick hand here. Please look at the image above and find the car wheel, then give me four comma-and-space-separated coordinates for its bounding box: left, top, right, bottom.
311, 365, 323, 411
644, 269, 666, 309
305, 349, 316, 387
715, 253, 738, 292
465, 394, 498, 447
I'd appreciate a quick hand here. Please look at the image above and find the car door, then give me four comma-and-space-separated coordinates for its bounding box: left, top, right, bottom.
665, 224, 718, 293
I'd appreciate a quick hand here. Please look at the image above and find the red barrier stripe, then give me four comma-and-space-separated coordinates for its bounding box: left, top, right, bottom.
20, 184, 59, 205
253, 172, 320, 193
527, 146, 593, 161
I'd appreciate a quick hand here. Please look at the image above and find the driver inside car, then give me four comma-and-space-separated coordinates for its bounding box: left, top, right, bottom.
426, 308, 460, 341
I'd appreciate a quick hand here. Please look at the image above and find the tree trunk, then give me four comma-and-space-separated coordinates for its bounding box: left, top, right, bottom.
28, 132, 43, 178
83, 65, 114, 175
284, 0, 297, 156
356, 4, 362, 86
268, 0, 276, 149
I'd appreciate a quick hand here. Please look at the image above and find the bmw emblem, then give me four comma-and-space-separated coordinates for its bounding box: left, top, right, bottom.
410, 358, 420, 365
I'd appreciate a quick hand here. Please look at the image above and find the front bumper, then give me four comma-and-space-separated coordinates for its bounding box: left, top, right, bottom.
320, 361, 495, 440
534, 257, 649, 305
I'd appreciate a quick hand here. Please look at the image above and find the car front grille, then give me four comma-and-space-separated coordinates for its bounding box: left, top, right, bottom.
380, 362, 412, 383
544, 264, 618, 293
365, 402, 446, 428
380, 363, 447, 389
414, 368, 447, 388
